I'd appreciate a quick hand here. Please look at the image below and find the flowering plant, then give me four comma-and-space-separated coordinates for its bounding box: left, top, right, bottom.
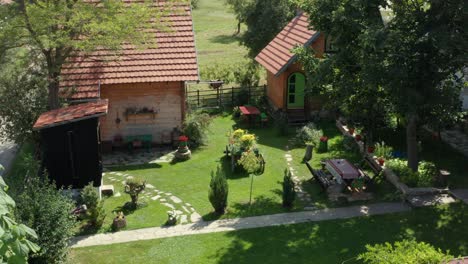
240, 134, 257, 149
232, 129, 245, 140
320, 136, 328, 142
179, 135, 189, 142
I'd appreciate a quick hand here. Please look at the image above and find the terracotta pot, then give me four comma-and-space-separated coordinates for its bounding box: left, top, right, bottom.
355, 134, 362, 141
367, 146, 375, 153
348, 128, 355, 135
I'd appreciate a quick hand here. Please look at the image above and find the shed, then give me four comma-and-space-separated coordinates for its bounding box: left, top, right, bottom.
33, 100, 109, 189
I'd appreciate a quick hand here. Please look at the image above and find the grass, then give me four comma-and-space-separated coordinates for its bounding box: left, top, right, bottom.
69, 202, 468, 264
83, 114, 295, 234
192, 0, 249, 70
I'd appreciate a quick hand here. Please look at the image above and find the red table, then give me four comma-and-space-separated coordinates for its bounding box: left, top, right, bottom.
239, 106, 260, 126
325, 159, 361, 184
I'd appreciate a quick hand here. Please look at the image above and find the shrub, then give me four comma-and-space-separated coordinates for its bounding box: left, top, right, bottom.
417, 161, 438, 187
124, 177, 146, 208
282, 169, 295, 208
240, 134, 257, 149
191, 0, 199, 9
238, 150, 261, 174
16, 176, 76, 264
183, 111, 212, 147
208, 167, 229, 214
80, 183, 105, 227
387, 159, 437, 187
357, 240, 452, 264
0, 172, 40, 264
375, 141, 393, 159
295, 122, 323, 147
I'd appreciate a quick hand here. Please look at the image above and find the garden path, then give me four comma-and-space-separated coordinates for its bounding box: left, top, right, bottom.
104, 171, 202, 224
70, 202, 410, 248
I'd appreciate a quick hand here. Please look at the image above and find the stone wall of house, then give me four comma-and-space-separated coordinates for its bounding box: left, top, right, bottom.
99, 81, 185, 144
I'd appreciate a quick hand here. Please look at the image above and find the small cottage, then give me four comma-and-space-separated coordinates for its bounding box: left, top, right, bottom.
33, 100, 108, 188
59, 1, 199, 150
255, 12, 328, 123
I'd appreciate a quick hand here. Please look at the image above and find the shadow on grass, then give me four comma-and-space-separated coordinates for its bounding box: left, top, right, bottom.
209, 34, 241, 44
211, 203, 468, 264
109, 163, 162, 172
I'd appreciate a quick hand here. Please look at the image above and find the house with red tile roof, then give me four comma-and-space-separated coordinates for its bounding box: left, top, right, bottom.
60, 1, 199, 147
255, 12, 327, 123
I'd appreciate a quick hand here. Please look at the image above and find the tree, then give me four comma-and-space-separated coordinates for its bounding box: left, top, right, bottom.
357, 240, 452, 264
282, 169, 295, 208
0, 0, 173, 109
225, 0, 252, 35
124, 177, 146, 208
0, 48, 47, 143
15, 176, 76, 264
0, 166, 40, 264
208, 167, 228, 214
300, 0, 465, 171
241, 0, 295, 57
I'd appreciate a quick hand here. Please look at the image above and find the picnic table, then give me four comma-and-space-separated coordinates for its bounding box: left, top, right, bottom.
325, 159, 362, 185
239, 106, 260, 126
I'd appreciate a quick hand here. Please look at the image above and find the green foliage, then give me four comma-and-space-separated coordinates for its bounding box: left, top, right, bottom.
182, 111, 212, 147
375, 142, 393, 159
15, 176, 75, 264
191, 0, 199, 9
0, 167, 40, 264
357, 240, 452, 264
282, 169, 295, 208
124, 177, 146, 208
387, 159, 436, 187
238, 151, 261, 174
80, 183, 105, 228
208, 167, 229, 214
0, 49, 47, 143
241, 0, 295, 57
295, 123, 323, 147
200, 61, 260, 87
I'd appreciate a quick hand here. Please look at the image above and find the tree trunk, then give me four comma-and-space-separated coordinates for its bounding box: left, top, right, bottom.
406, 114, 418, 172
47, 75, 60, 110
235, 21, 241, 35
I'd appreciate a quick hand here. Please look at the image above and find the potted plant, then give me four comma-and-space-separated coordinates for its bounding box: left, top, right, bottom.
367, 145, 375, 154
166, 210, 177, 226
375, 141, 393, 167
355, 134, 362, 141
175, 135, 191, 160
318, 136, 329, 153
112, 212, 127, 231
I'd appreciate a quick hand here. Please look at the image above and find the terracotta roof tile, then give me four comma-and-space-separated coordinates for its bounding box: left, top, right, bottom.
60, 1, 198, 100
33, 100, 109, 130
255, 13, 319, 76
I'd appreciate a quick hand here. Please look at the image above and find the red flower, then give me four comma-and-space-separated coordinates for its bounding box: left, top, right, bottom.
320, 136, 328, 142
179, 135, 189, 142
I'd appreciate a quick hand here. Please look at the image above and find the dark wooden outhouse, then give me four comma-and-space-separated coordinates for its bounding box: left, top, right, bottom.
33, 100, 108, 189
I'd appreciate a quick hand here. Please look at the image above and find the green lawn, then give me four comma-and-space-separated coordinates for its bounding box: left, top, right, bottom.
69, 202, 468, 264
87, 115, 297, 234
192, 0, 248, 70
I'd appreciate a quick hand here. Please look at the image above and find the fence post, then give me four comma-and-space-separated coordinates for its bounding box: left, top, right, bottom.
197, 89, 200, 107
231, 87, 234, 106
217, 88, 220, 108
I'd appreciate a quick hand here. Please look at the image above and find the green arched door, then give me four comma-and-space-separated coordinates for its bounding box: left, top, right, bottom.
287, 72, 305, 108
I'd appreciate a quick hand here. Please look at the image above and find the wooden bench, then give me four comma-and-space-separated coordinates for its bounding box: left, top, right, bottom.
125, 134, 152, 150
305, 162, 332, 190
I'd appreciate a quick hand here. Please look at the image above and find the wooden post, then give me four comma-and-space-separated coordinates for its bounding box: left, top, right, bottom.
197, 89, 200, 107
217, 88, 220, 108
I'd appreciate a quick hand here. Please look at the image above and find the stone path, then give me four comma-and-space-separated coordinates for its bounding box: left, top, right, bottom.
70, 202, 410, 248
103, 171, 201, 224
284, 141, 315, 210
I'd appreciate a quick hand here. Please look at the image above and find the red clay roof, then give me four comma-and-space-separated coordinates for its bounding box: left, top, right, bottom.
60, 1, 198, 100
33, 100, 109, 130
255, 12, 319, 76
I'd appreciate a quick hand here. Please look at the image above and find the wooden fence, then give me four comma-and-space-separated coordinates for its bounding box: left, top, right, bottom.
186, 85, 266, 110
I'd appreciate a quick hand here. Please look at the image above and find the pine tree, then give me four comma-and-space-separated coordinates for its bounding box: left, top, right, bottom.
208, 167, 229, 214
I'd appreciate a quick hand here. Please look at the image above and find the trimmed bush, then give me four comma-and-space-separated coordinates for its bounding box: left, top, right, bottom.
282, 169, 295, 208
16, 177, 76, 264
357, 240, 452, 264
387, 159, 437, 187
183, 111, 212, 147
295, 122, 323, 147
208, 167, 229, 214
418, 161, 438, 187
80, 183, 106, 227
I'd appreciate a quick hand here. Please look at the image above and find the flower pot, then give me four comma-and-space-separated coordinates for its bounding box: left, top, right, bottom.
355, 134, 362, 141
112, 217, 127, 231
367, 146, 375, 153
348, 128, 355, 135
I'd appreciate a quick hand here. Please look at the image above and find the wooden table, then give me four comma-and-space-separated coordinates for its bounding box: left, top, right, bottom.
325, 159, 361, 184
239, 106, 260, 126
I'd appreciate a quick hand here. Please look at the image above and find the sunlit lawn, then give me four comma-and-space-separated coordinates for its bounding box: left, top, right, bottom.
69, 203, 468, 264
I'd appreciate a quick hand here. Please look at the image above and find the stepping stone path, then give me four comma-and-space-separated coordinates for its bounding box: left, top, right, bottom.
102, 171, 203, 225
284, 143, 316, 210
